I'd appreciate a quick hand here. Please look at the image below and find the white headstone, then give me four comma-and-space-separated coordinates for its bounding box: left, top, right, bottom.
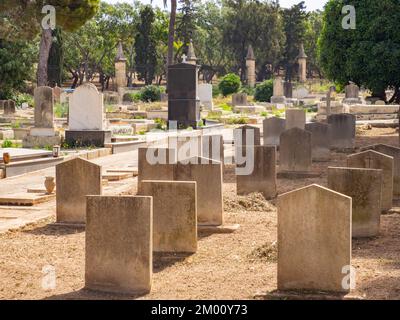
198, 84, 213, 110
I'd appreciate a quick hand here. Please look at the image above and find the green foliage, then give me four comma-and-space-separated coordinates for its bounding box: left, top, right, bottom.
227, 117, 249, 125
11, 121, 21, 129
260, 111, 268, 117
13, 93, 34, 107
54, 103, 68, 118
219, 103, 232, 112
218, 73, 241, 96
1, 139, 13, 148
139, 85, 163, 102
135, 5, 158, 85
154, 118, 167, 130
123, 92, 140, 103
318, 0, 400, 100
212, 85, 220, 98
254, 79, 273, 102
240, 86, 255, 96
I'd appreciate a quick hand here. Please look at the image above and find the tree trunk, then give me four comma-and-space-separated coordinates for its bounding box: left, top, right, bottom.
166, 0, 177, 78
37, 28, 53, 86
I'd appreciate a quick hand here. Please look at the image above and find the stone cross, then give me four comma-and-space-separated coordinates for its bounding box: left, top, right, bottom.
182, 54, 187, 63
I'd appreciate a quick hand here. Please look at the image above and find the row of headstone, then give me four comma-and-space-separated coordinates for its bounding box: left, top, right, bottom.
0, 100, 16, 115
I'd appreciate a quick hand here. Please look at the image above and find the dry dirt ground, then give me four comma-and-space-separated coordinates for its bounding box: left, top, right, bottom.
1, 127, 400, 300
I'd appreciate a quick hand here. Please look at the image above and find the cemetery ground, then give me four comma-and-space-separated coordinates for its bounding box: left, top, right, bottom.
0, 127, 399, 300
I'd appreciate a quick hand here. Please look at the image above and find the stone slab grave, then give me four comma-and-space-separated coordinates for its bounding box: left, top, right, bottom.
0, 192, 54, 206
278, 127, 319, 178
65, 83, 111, 147
236, 145, 277, 199
56, 157, 102, 224
198, 83, 213, 110
138, 180, 197, 253
360, 144, 400, 197
102, 171, 133, 181
277, 184, 352, 294
263, 117, 286, 147
285, 109, 305, 130
305, 122, 331, 161
347, 150, 393, 212
327, 114, 356, 151
85, 196, 152, 295
234, 125, 261, 147
328, 167, 382, 238
202, 134, 224, 164
138, 147, 238, 233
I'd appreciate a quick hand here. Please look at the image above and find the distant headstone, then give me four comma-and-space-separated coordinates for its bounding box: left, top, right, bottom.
271, 77, 285, 103
293, 87, 309, 99
168, 63, 200, 128
305, 122, 331, 161
347, 150, 394, 212
33, 86, 54, 130
53, 86, 62, 104
138, 180, 197, 253
278, 184, 352, 293
4, 100, 16, 115
65, 83, 111, 147
279, 127, 312, 173
198, 83, 213, 110
285, 109, 306, 130
284, 81, 293, 98
328, 167, 382, 238
343, 83, 361, 104
202, 134, 224, 164
56, 157, 102, 224
236, 145, 277, 199
234, 125, 261, 146
232, 93, 248, 106
360, 144, 400, 197
263, 117, 286, 146
85, 196, 152, 294
327, 114, 356, 150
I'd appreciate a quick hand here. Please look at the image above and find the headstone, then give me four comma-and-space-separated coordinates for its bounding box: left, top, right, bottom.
263, 117, 286, 146
160, 93, 168, 102
234, 125, 261, 146
283, 82, 293, 99
202, 134, 224, 164
168, 132, 202, 161
297, 43, 307, 83
115, 41, 127, 90
85, 196, 152, 294
138, 148, 176, 184
198, 83, 213, 110
4, 100, 16, 115
65, 83, 111, 147
343, 83, 361, 104
236, 145, 277, 199
232, 93, 248, 106
305, 122, 331, 161
278, 184, 352, 293
279, 127, 312, 173
360, 144, 400, 197
271, 77, 285, 104
375, 100, 385, 105
327, 114, 356, 150
138, 180, 197, 253
53, 86, 62, 104
168, 63, 200, 129
285, 109, 306, 130
0, 100, 5, 110
293, 87, 309, 99
347, 150, 393, 212
56, 157, 102, 223
328, 167, 382, 238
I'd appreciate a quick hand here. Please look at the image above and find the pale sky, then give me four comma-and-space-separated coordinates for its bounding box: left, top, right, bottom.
104, 0, 328, 11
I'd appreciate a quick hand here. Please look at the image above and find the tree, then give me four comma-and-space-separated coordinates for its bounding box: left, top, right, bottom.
0, 0, 100, 86
135, 5, 158, 85
0, 39, 37, 99
176, 0, 200, 55
318, 0, 400, 102
222, 0, 285, 81
304, 10, 323, 78
281, 1, 308, 81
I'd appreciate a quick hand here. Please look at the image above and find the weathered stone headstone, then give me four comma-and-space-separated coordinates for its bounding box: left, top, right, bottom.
347, 150, 394, 212
232, 93, 248, 106
271, 77, 285, 104
278, 184, 352, 293
138, 180, 197, 253
328, 167, 382, 238
360, 144, 400, 197
234, 124, 261, 146
279, 127, 312, 173
327, 114, 356, 150
65, 83, 111, 147
0, 100, 5, 110
138, 147, 176, 184
305, 122, 331, 161
168, 63, 200, 128
202, 134, 224, 164
53, 86, 62, 104
4, 100, 16, 115
56, 157, 102, 223
343, 83, 361, 104
285, 109, 306, 130
293, 87, 309, 99
263, 117, 286, 146
198, 83, 213, 110
236, 145, 277, 199
85, 196, 152, 294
